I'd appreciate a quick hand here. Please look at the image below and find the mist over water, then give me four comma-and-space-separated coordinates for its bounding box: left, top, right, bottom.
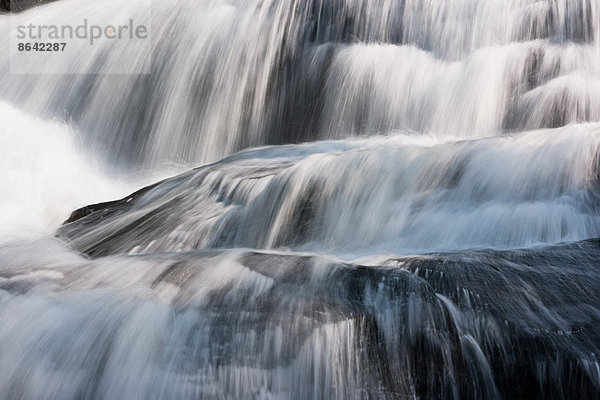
1, 0, 600, 398
0, 102, 127, 239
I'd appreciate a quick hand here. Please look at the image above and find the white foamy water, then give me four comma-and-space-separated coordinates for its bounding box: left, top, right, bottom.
0, 102, 128, 239
0, 0, 598, 167
0, 0, 600, 399
0, 102, 178, 240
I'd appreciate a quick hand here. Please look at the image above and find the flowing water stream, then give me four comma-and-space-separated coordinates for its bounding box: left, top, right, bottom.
0, 0, 600, 398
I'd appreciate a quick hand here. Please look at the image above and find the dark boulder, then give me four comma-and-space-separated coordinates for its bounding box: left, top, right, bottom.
1, 0, 58, 12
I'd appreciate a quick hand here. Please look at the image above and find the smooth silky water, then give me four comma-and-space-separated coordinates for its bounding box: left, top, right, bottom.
1, 0, 600, 398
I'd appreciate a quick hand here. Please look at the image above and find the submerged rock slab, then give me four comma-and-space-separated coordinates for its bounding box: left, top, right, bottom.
1, 240, 600, 399
58, 128, 600, 258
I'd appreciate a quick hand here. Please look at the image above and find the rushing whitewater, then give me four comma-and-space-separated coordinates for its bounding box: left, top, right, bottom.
1, 0, 599, 167
1, 0, 600, 399
58, 125, 600, 257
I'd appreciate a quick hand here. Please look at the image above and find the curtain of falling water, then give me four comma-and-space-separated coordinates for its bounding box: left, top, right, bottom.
0, 0, 598, 168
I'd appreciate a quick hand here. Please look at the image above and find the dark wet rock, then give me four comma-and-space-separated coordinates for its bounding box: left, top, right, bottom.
3, 243, 600, 398
63, 181, 162, 224
1, 0, 58, 12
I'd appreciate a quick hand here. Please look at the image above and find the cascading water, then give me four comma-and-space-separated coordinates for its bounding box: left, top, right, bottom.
1, 0, 600, 398
2, 0, 599, 166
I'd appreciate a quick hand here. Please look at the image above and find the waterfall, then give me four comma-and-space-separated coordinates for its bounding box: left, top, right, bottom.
1, 0, 600, 399
58, 124, 600, 257
1, 0, 598, 166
